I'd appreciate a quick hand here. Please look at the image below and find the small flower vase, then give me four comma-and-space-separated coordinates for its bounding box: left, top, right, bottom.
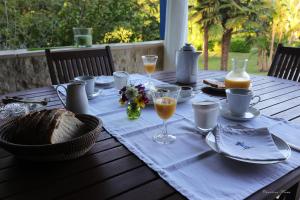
127, 101, 141, 120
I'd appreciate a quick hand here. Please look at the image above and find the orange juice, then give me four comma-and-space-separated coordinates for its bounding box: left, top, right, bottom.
224, 78, 251, 89
144, 64, 156, 74
154, 97, 176, 120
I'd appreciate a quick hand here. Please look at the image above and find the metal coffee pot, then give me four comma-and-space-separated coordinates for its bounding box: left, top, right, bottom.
176, 43, 201, 84
56, 81, 89, 114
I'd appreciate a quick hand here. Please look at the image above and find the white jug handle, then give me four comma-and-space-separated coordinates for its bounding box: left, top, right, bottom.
56, 85, 67, 107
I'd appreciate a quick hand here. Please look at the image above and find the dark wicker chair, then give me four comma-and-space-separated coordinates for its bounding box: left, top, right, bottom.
45, 46, 115, 84
268, 44, 300, 81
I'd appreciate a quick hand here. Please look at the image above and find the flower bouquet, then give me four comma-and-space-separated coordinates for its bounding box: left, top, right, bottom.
119, 84, 149, 120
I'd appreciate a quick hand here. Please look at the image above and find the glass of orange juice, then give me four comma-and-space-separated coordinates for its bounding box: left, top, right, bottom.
142, 55, 158, 89
151, 86, 181, 144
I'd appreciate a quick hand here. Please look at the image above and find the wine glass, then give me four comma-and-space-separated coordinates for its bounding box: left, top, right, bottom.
142, 55, 158, 89
151, 86, 181, 144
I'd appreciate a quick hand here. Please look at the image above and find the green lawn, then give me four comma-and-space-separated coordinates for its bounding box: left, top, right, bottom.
199, 52, 267, 75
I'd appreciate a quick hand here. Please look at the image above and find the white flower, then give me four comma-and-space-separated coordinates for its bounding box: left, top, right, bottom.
125, 86, 138, 100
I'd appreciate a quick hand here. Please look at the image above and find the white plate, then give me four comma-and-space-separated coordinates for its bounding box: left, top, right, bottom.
87, 89, 102, 100
220, 101, 260, 121
95, 76, 114, 86
205, 131, 291, 164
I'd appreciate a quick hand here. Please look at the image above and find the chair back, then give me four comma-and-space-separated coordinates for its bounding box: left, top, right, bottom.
45, 46, 115, 84
268, 44, 300, 81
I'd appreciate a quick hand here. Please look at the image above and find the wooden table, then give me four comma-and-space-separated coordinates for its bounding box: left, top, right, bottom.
1, 70, 300, 200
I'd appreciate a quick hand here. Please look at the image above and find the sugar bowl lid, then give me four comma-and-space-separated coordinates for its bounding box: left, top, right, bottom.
192, 100, 219, 109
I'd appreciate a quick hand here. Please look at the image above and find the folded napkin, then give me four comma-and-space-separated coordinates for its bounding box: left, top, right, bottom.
215, 125, 286, 161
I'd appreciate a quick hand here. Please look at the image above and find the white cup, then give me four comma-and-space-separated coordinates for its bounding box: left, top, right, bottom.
192, 100, 219, 134
74, 76, 95, 96
113, 71, 129, 90
180, 86, 193, 98
226, 89, 260, 116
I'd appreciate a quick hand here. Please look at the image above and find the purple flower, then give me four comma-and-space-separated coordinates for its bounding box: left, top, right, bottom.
121, 86, 126, 92
121, 95, 128, 102
118, 84, 149, 106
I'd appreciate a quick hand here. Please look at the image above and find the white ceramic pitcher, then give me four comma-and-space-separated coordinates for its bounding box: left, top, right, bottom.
176, 43, 201, 84
56, 81, 89, 114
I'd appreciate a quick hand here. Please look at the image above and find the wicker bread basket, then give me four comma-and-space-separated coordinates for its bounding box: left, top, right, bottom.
0, 114, 102, 162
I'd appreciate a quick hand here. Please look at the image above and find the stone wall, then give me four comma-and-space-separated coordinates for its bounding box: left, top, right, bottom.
0, 41, 164, 94
0, 55, 50, 94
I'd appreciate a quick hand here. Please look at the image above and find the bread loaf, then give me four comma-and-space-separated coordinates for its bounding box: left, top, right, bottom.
12, 109, 86, 145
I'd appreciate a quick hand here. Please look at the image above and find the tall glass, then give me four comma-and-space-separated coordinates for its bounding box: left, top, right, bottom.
142, 55, 158, 89
73, 28, 93, 47
151, 86, 181, 144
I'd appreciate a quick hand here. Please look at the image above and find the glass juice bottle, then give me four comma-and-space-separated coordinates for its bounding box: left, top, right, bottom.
224, 58, 251, 89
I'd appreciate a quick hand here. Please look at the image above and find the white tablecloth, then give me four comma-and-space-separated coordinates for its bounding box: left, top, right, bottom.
87, 74, 300, 200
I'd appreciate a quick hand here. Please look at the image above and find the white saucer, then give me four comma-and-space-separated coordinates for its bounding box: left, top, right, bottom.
95, 76, 114, 87
100, 83, 114, 89
220, 101, 260, 121
178, 93, 195, 103
205, 131, 291, 164
87, 89, 102, 100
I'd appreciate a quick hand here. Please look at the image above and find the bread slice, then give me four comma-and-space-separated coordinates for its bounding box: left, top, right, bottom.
37, 109, 64, 144
12, 111, 40, 144
32, 109, 58, 144
203, 79, 225, 89
23, 111, 43, 144
30, 110, 51, 144
49, 110, 86, 144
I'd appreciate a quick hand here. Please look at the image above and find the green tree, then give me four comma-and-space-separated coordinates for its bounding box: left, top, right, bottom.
103, 27, 134, 43
217, 0, 252, 70
268, 0, 300, 66
194, 0, 272, 71
191, 0, 220, 70
247, 1, 274, 72
0, 0, 160, 50
0, 0, 64, 49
